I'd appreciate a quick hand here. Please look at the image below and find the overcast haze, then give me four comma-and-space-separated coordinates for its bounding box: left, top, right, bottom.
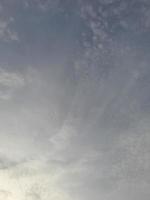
0, 0, 150, 199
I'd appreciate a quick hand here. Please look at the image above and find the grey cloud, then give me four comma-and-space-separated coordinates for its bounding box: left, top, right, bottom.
0, 1, 149, 200
0, 18, 18, 42
0, 67, 25, 100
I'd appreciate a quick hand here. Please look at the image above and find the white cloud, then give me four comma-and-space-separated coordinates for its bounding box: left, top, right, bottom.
0, 159, 72, 200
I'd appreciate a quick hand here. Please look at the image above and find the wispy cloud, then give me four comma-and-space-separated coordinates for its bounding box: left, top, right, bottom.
0, 18, 18, 42
0, 68, 25, 100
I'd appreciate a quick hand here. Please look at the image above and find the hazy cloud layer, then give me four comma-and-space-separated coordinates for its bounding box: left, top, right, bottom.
0, 0, 150, 200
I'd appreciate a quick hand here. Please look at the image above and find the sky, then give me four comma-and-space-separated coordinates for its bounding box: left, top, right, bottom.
0, 0, 150, 199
